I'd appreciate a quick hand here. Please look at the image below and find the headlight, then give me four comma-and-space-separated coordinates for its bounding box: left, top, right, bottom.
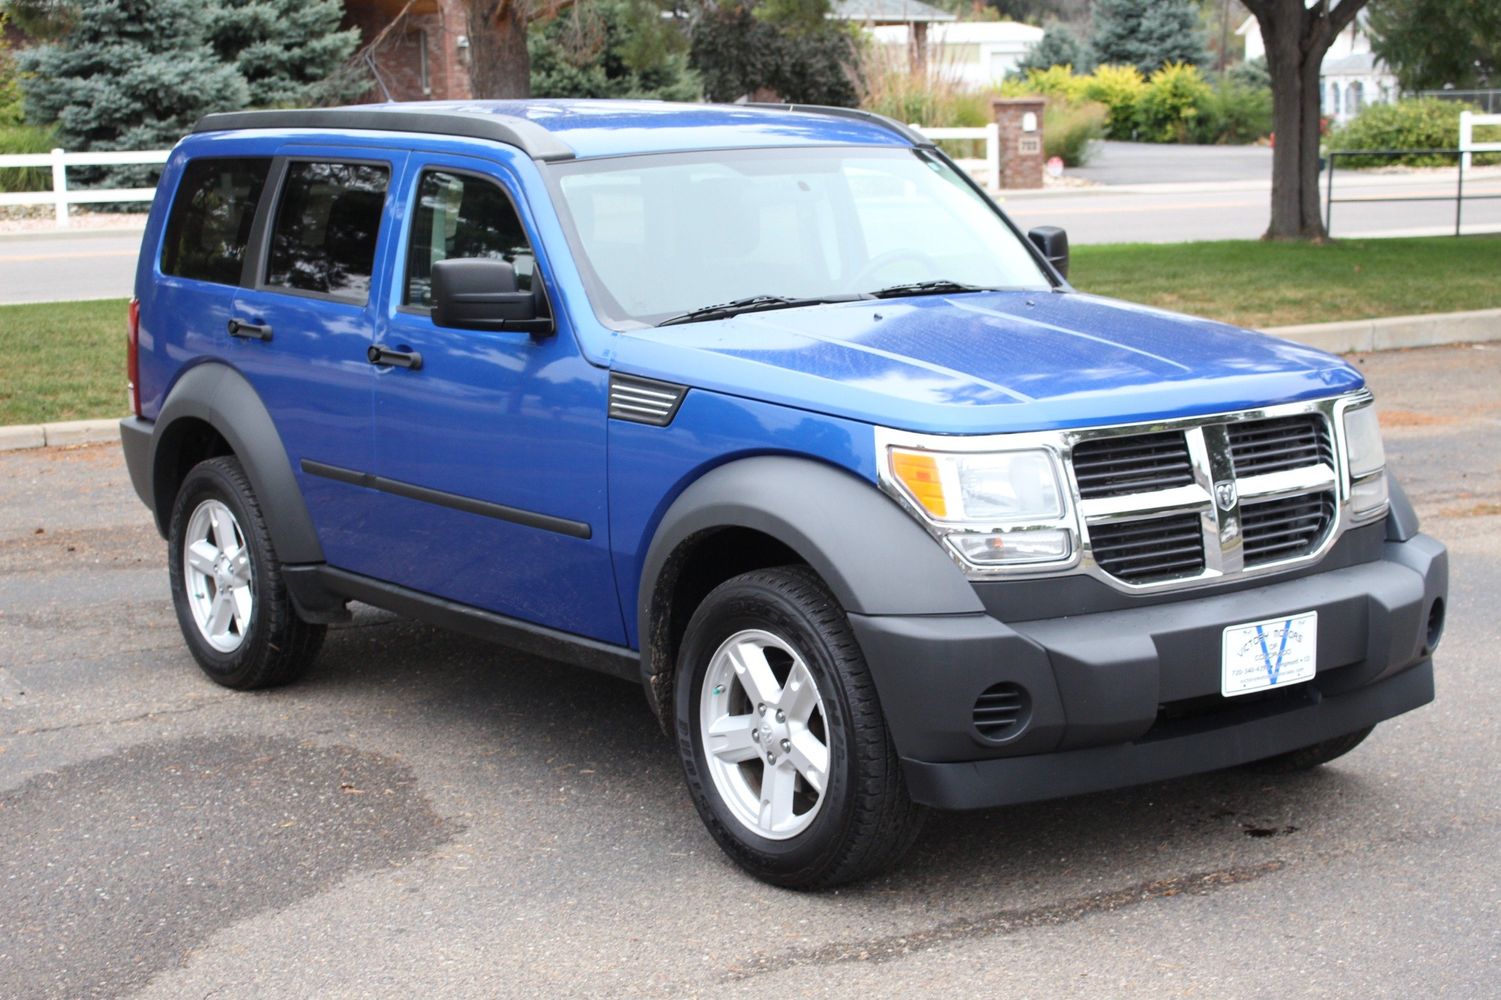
886, 446, 1074, 568
1342, 403, 1388, 517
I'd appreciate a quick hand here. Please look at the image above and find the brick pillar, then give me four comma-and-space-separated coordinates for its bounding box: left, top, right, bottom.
991, 98, 1046, 190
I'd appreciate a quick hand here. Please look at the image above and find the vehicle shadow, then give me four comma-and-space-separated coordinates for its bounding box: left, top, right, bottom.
292, 604, 1374, 910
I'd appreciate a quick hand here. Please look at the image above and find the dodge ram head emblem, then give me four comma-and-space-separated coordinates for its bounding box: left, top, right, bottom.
1214, 480, 1238, 511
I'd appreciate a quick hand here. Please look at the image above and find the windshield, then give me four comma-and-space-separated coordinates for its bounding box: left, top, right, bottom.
551, 146, 1052, 328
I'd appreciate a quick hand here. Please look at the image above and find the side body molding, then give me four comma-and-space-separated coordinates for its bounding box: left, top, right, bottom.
636, 456, 983, 695
147, 363, 325, 565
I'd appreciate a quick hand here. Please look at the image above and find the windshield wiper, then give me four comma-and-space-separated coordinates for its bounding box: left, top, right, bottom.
657, 294, 860, 327
869, 280, 992, 299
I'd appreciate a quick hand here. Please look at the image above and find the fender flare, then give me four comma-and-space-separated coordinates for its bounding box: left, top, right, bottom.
149, 363, 325, 564
636, 455, 982, 694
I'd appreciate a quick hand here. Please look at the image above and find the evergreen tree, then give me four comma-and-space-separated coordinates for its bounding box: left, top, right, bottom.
1090, 0, 1208, 75
207, 0, 362, 107
1013, 23, 1092, 75
530, 0, 700, 101
19, 0, 247, 157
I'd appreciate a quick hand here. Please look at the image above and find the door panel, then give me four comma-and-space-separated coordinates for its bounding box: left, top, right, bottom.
367, 156, 622, 643
230, 151, 403, 573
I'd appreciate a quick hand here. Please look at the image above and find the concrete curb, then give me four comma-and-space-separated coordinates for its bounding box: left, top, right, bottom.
1263, 307, 1501, 354
0, 308, 1496, 454
0, 417, 118, 453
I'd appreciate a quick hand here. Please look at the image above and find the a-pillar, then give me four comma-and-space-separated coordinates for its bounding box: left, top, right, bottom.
991, 98, 1046, 190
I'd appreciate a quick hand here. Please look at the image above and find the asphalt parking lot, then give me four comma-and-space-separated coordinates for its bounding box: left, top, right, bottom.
1, 344, 1498, 999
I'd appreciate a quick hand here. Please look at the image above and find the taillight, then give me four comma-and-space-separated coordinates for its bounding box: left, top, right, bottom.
127, 297, 141, 417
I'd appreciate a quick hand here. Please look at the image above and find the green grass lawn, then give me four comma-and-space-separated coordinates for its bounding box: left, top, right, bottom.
1, 234, 1498, 425
0, 298, 129, 425
1071, 235, 1501, 330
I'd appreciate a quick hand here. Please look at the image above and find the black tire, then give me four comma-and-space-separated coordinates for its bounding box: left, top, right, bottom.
167, 456, 325, 689
1249, 725, 1375, 774
674, 566, 925, 888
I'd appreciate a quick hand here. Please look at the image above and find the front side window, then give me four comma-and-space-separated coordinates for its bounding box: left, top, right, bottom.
404, 169, 534, 307
265, 161, 390, 302
554, 146, 1050, 328
160, 157, 271, 286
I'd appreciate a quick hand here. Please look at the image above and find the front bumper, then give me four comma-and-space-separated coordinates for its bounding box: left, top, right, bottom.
849, 532, 1447, 810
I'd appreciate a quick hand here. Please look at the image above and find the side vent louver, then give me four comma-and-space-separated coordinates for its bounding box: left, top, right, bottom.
609, 373, 686, 427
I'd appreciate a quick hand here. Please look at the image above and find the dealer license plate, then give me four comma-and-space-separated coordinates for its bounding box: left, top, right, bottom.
1221, 611, 1318, 697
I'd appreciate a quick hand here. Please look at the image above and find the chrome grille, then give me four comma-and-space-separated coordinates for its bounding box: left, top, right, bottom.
1228, 414, 1334, 477
1242, 492, 1336, 566
1087, 513, 1205, 582
1071, 431, 1194, 499
1068, 403, 1347, 590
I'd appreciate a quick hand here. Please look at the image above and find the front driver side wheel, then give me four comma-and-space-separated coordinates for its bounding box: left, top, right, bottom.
674, 566, 925, 888
167, 456, 325, 689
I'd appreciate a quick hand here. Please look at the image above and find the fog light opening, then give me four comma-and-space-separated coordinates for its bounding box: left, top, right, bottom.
1425, 598, 1446, 654
972, 682, 1032, 743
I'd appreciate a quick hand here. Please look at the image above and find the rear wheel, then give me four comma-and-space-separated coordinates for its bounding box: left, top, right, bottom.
1250, 726, 1375, 774
674, 566, 924, 888
167, 456, 324, 689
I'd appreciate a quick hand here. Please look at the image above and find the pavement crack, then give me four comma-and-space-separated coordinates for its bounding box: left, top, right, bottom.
722, 860, 1285, 980
3, 696, 236, 737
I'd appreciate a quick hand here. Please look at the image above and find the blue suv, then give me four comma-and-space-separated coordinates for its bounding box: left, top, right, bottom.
120, 101, 1447, 887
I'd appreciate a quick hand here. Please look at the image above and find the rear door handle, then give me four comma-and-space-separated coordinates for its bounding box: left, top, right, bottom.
227, 318, 272, 341
367, 344, 423, 370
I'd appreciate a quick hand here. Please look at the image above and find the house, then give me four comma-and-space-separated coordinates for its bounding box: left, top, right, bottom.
831, 0, 957, 72
864, 19, 1044, 87
343, 0, 472, 103
1237, 13, 1398, 124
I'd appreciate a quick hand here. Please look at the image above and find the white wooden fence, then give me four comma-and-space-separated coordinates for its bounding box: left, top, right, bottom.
1459, 111, 1501, 171
0, 148, 169, 227
911, 123, 1001, 192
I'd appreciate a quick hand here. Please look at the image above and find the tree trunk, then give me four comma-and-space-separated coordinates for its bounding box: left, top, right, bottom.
1250, 0, 1369, 241
1260, 5, 1329, 240
466, 0, 532, 99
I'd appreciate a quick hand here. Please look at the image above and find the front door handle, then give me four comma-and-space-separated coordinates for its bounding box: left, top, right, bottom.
227, 318, 272, 341
367, 344, 423, 370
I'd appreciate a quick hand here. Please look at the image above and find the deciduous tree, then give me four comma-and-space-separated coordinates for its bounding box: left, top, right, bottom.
1368, 0, 1499, 91
1243, 0, 1370, 240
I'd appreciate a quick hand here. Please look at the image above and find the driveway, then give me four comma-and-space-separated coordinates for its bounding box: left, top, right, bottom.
1, 345, 1497, 997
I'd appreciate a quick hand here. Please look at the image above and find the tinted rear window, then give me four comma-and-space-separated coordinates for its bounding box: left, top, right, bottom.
265, 161, 389, 302
160, 158, 271, 286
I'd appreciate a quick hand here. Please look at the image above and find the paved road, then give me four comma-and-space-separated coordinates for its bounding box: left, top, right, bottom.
4, 169, 1500, 305
1072, 140, 1273, 186
1, 345, 1497, 997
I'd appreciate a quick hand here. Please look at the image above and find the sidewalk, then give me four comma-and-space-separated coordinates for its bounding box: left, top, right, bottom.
4, 308, 1497, 453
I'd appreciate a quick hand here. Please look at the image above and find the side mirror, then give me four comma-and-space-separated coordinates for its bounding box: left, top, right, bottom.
431, 258, 553, 337
1027, 226, 1070, 280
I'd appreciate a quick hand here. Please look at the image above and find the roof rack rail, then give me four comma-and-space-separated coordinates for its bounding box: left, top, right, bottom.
741, 103, 934, 148
192, 107, 576, 162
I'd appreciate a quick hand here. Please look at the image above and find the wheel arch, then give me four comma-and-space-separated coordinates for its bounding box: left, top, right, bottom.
149, 363, 324, 565
637, 455, 981, 726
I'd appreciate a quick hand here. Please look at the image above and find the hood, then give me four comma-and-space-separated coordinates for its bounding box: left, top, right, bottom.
611, 291, 1365, 435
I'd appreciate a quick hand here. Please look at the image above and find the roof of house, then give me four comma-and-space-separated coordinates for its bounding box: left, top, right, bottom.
869, 20, 1044, 44
831, 0, 956, 24
193, 100, 929, 161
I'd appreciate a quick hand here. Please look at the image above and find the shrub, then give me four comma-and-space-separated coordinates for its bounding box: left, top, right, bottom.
1044, 100, 1106, 166
1325, 97, 1493, 168
1018, 65, 1087, 103
0, 122, 57, 194
531, 0, 701, 101
1134, 62, 1211, 143
1014, 23, 1093, 77
1082, 63, 1145, 140
1194, 79, 1272, 144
